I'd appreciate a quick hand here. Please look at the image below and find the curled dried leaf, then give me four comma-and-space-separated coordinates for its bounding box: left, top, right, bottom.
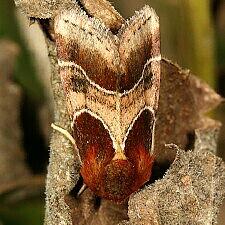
155, 59, 222, 164
127, 146, 225, 225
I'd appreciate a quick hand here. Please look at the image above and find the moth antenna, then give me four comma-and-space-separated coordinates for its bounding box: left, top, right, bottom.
150, 113, 157, 154
51, 123, 75, 145
77, 184, 87, 197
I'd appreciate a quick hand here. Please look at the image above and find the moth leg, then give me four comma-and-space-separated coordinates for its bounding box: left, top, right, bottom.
77, 184, 87, 197
51, 123, 75, 145
150, 110, 157, 155
165, 143, 179, 150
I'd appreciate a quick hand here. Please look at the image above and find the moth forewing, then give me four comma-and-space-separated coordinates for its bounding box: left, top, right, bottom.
54, 5, 160, 202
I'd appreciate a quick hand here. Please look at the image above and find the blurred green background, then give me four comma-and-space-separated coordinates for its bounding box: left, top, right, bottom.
0, 0, 224, 224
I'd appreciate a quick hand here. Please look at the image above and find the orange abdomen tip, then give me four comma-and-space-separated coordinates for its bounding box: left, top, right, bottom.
81, 143, 154, 202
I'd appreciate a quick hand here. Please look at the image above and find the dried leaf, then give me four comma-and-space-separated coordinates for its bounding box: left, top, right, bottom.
194, 118, 221, 154
65, 189, 128, 225
0, 40, 46, 201
126, 145, 225, 225
15, 0, 76, 18
155, 59, 222, 164
44, 40, 81, 225
15, 0, 124, 32
189, 75, 222, 115
0, 39, 31, 194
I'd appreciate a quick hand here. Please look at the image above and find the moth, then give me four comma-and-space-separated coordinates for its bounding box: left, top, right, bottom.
54, 5, 161, 202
